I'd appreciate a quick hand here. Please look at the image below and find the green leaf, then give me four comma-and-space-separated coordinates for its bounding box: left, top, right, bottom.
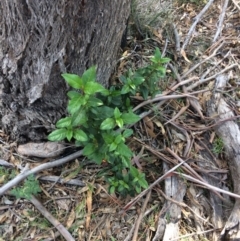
67, 91, 82, 99
93, 106, 114, 119
130, 166, 139, 177
81, 66, 96, 85
67, 96, 84, 115
62, 73, 83, 89
121, 85, 130, 94
102, 132, 114, 144
119, 75, 127, 84
159, 57, 170, 64
73, 129, 88, 142
84, 82, 106, 95
138, 176, 148, 188
66, 129, 73, 141
140, 85, 149, 100
122, 112, 140, 124
87, 96, 103, 107
56, 117, 72, 128
135, 185, 141, 193
100, 118, 115, 130
132, 76, 145, 86
71, 109, 87, 127
48, 128, 67, 141
114, 107, 121, 119
123, 129, 133, 138
120, 156, 131, 168
83, 143, 96, 156
109, 185, 115, 194
116, 118, 124, 128
153, 48, 162, 60
109, 142, 117, 152
156, 66, 166, 76
116, 143, 132, 158
115, 134, 123, 144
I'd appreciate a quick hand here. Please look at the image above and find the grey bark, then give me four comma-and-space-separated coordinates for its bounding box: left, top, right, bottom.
0, 0, 130, 142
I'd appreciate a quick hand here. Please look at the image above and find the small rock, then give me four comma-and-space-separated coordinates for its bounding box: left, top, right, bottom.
17, 142, 65, 158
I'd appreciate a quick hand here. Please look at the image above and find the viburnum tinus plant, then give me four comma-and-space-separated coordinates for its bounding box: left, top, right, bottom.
48, 48, 170, 196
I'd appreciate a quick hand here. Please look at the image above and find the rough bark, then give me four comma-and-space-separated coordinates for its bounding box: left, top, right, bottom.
0, 0, 130, 143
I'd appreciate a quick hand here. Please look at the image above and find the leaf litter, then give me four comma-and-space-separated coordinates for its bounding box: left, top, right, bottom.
1, 0, 240, 240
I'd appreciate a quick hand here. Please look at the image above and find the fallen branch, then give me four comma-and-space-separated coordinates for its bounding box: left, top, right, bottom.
181, 0, 215, 51
39, 175, 85, 187
0, 150, 83, 196
231, 0, 240, 11
132, 190, 151, 241
30, 195, 75, 241
213, 0, 229, 42
186, 63, 238, 91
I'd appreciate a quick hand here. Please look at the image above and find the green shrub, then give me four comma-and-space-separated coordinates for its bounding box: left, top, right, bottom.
48, 48, 169, 196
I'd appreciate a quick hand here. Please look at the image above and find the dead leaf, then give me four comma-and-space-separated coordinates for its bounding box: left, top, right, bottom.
153, 119, 166, 135
144, 116, 154, 131
188, 97, 204, 119
56, 198, 71, 210
66, 208, 76, 228
86, 188, 93, 229
180, 49, 191, 63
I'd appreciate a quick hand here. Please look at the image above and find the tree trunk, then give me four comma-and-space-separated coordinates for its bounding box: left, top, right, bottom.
0, 0, 130, 143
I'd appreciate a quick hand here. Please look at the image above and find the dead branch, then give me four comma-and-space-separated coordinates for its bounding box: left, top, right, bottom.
124, 204, 159, 241
231, 0, 240, 11
172, 23, 181, 54
132, 190, 151, 241
175, 172, 240, 200
132, 93, 198, 112
39, 175, 85, 187
182, 41, 224, 79
181, 0, 215, 51
30, 195, 75, 241
213, 0, 229, 42
121, 159, 187, 212
0, 150, 83, 196
186, 63, 238, 91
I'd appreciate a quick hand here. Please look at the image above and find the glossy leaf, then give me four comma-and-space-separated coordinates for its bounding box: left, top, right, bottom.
116, 118, 124, 128
48, 128, 67, 141
73, 129, 88, 142
122, 129, 133, 138
67, 91, 82, 99
84, 82, 106, 95
83, 143, 96, 156
62, 73, 83, 89
114, 107, 121, 119
66, 129, 73, 141
116, 143, 132, 158
102, 132, 114, 144
71, 110, 87, 127
100, 118, 115, 130
109, 142, 117, 152
87, 96, 103, 107
82, 66, 96, 85
67, 97, 84, 115
56, 117, 72, 128
122, 112, 140, 124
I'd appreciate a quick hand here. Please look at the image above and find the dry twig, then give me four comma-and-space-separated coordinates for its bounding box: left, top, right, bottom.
181, 0, 215, 51
213, 0, 229, 42
30, 195, 75, 241
132, 191, 151, 241
0, 150, 83, 196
